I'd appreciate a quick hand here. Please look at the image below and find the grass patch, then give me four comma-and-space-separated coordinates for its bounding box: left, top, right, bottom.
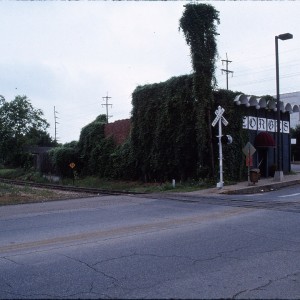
62, 176, 215, 193
0, 168, 26, 179
0, 168, 218, 194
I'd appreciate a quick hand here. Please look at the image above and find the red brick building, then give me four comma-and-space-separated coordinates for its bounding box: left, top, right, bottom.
104, 119, 131, 145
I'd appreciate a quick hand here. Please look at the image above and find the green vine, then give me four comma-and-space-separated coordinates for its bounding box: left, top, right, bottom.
131, 76, 197, 182
179, 3, 220, 177
130, 74, 248, 182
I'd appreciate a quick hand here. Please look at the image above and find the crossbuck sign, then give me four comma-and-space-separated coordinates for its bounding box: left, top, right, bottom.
212, 106, 228, 127
212, 106, 228, 189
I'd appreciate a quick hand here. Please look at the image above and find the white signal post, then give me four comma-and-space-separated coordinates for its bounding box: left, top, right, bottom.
212, 106, 228, 189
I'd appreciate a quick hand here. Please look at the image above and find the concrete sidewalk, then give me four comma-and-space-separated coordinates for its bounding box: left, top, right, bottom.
220, 172, 300, 195
186, 172, 300, 196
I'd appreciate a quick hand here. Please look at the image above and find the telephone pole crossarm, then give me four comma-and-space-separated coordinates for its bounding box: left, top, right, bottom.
102, 93, 113, 123
221, 53, 234, 90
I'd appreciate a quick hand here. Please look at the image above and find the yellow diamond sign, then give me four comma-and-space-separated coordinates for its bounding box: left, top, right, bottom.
242, 142, 256, 157
69, 162, 76, 169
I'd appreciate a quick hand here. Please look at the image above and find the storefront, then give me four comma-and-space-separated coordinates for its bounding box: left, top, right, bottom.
234, 94, 299, 177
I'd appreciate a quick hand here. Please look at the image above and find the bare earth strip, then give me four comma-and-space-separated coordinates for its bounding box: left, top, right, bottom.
0, 184, 94, 206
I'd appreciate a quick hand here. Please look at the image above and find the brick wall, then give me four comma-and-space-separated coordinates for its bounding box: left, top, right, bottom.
104, 119, 131, 145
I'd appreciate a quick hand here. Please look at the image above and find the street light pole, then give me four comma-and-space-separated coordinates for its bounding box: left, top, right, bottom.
274, 33, 293, 182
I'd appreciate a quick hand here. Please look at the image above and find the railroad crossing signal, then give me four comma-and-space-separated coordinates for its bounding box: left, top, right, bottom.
212, 106, 231, 189
221, 135, 233, 144
212, 106, 228, 127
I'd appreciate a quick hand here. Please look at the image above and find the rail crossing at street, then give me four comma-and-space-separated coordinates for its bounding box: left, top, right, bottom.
212, 106, 229, 189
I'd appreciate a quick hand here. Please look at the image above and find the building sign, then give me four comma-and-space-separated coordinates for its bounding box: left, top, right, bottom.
267, 119, 276, 132
243, 116, 289, 133
282, 121, 290, 133
258, 118, 267, 131
248, 116, 257, 130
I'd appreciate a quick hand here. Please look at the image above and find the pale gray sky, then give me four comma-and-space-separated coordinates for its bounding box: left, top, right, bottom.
1, 1, 299, 143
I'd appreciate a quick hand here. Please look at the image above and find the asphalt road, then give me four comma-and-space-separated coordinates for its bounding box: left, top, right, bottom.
1, 188, 300, 299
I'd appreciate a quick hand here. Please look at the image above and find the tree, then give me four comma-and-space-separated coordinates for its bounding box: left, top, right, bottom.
77, 114, 108, 175
25, 128, 57, 147
179, 3, 220, 177
0, 95, 53, 166
48, 141, 79, 177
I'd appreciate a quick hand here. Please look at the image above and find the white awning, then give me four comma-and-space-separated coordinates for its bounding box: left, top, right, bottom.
234, 94, 300, 114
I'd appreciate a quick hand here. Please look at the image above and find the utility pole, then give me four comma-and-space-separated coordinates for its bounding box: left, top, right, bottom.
54, 106, 59, 143
221, 53, 234, 90
102, 92, 112, 123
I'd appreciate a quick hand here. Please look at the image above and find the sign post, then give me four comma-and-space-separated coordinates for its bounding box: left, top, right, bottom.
69, 162, 76, 185
212, 106, 228, 189
242, 142, 256, 185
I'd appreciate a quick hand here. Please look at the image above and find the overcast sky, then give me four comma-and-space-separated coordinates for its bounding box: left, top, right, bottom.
1, 1, 299, 143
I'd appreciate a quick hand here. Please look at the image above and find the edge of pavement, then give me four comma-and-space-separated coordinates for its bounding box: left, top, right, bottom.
184, 172, 300, 196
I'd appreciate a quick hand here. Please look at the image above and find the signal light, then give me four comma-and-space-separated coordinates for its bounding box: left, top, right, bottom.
221, 135, 233, 144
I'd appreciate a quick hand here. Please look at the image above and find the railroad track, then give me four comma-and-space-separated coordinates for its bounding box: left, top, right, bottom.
0, 178, 143, 196
2, 178, 300, 213
144, 193, 300, 213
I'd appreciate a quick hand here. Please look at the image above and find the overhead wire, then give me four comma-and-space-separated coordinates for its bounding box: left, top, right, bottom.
216, 46, 300, 94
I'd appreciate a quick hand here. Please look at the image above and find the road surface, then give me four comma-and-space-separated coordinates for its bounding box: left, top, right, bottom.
1, 188, 300, 299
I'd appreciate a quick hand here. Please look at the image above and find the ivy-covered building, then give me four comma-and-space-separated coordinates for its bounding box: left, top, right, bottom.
128, 67, 300, 182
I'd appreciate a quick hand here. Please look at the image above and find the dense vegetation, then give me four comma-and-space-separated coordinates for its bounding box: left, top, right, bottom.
47, 81, 248, 182
48, 114, 136, 180
179, 3, 220, 177
131, 76, 197, 182
0, 95, 56, 168
131, 76, 248, 182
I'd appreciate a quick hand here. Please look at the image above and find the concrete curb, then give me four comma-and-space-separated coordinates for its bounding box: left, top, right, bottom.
221, 179, 300, 195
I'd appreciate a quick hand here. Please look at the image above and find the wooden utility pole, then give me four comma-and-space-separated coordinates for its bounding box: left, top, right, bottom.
54, 106, 59, 142
221, 53, 234, 90
102, 93, 112, 123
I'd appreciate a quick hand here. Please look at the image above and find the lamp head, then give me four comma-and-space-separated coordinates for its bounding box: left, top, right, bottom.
277, 33, 293, 40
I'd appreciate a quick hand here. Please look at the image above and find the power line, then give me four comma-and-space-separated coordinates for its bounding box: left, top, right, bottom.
221, 53, 234, 90
216, 59, 300, 81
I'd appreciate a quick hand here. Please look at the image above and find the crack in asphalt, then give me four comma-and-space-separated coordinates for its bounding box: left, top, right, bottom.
60, 251, 198, 298
192, 243, 259, 265
2, 279, 13, 290
1, 256, 24, 265
232, 270, 300, 299
52, 249, 300, 299
61, 254, 119, 287
2, 247, 299, 299
232, 288, 249, 299
92, 251, 196, 267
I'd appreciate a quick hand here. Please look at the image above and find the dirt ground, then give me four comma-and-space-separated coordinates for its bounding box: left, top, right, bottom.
0, 185, 93, 206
